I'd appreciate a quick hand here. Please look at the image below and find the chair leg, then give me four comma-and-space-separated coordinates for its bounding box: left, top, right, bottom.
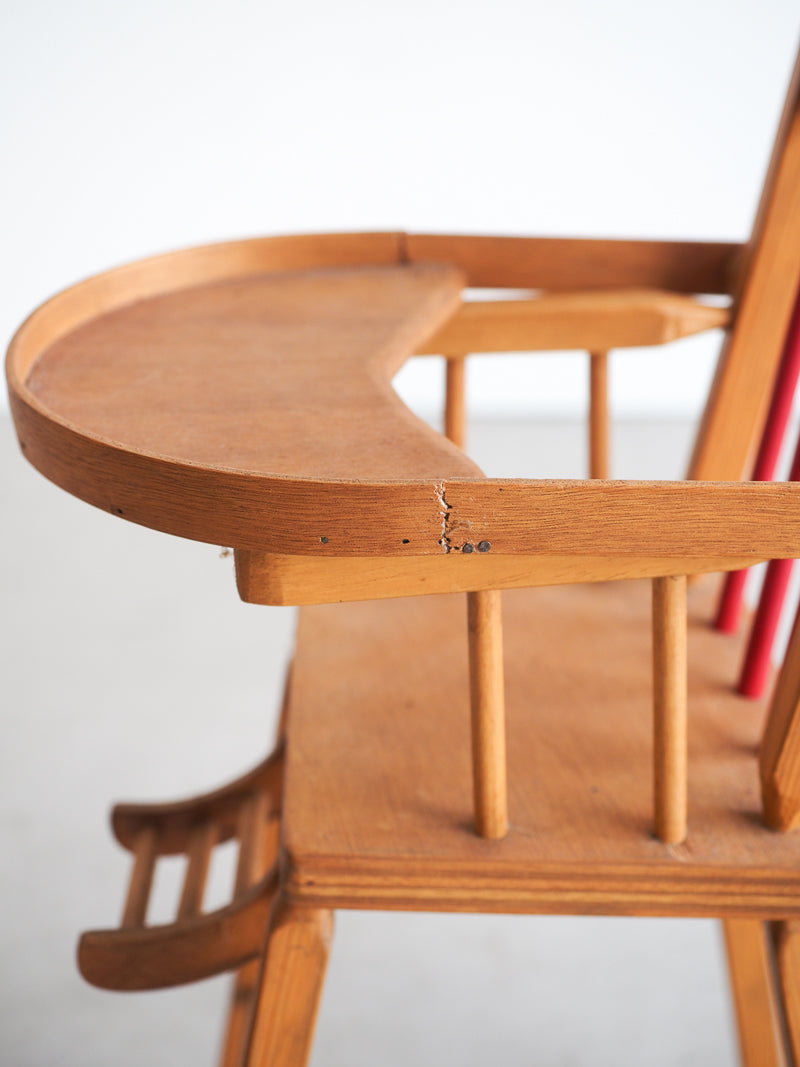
242, 898, 334, 1067
723, 919, 785, 1067
219, 958, 262, 1067
774, 921, 800, 1066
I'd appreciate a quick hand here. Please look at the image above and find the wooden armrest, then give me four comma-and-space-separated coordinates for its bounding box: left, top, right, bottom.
416, 289, 730, 355
235, 479, 800, 606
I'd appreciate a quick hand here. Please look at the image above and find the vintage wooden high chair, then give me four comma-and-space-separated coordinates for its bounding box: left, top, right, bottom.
8, 46, 800, 1067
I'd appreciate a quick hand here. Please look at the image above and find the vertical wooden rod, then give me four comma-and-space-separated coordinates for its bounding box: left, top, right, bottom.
589, 351, 610, 479
467, 589, 508, 839
652, 575, 688, 844
121, 825, 159, 928
177, 822, 216, 920
445, 355, 467, 450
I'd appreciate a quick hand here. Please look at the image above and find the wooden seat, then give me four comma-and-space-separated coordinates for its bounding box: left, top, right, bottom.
282, 582, 800, 917
8, 44, 800, 1067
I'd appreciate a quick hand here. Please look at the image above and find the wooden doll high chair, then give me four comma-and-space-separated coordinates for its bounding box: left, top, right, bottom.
8, 47, 800, 1067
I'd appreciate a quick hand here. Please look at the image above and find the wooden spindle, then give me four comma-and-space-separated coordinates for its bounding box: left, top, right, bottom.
177, 822, 216, 920
652, 575, 688, 844
467, 589, 508, 839
121, 825, 159, 928
445, 355, 467, 450
589, 351, 610, 479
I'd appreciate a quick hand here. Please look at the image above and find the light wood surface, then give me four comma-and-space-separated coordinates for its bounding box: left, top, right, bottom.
282, 579, 800, 917
723, 920, 785, 1067
652, 576, 688, 844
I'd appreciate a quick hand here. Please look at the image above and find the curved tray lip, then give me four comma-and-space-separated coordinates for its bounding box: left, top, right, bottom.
5, 231, 483, 558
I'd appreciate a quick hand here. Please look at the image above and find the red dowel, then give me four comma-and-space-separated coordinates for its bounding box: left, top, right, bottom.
737, 432, 800, 698
716, 291, 800, 635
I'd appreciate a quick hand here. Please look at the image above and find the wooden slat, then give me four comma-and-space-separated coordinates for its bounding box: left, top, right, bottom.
405, 235, 740, 293
418, 291, 729, 355
589, 351, 610, 480
724, 920, 785, 1067
121, 826, 159, 929
467, 590, 508, 839
444, 356, 467, 450
652, 576, 688, 845
177, 823, 216, 921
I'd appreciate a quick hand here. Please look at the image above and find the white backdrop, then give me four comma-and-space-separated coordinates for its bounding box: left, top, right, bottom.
3, 0, 799, 418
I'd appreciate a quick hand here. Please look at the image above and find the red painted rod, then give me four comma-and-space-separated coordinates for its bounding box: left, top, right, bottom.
715, 291, 800, 636
737, 433, 800, 699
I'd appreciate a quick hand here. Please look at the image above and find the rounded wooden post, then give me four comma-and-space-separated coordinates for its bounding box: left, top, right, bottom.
467, 589, 508, 839
589, 351, 610, 480
445, 355, 467, 450
652, 575, 688, 844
